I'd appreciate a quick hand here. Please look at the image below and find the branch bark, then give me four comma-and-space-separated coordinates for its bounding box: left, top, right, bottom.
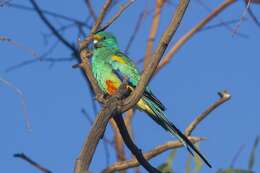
101, 137, 204, 173
144, 0, 165, 67
185, 90, 231, 136
122, 0, 191, 112
157, 0, 237, 71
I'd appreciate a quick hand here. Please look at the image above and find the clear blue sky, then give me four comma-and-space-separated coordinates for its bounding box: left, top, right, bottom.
0, 0, 259, 173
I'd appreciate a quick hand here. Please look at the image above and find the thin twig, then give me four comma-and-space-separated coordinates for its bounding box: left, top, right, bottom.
85, 0, 97, 21
97, 0, 136, 32
124, 6, 149, 53
8, 3, 86, 26
29, 0, 77, 53
122, 0, 191, 112
14, 153, 52, 173
0, 36, 39, 59
144, 0, 165, 67
5, 57, 74, 72
157, 0, 237, 71
0, 0, 9, 7
232, 0, 251, 37
185, 90, 231, 136
0, 77, 31, 131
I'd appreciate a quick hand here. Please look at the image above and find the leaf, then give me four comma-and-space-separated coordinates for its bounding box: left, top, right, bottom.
192, 144, 202, 173
216, 168, 253, 173
185, 153, 192, 173
248, 136, 259, 170
158, 149, 177, 173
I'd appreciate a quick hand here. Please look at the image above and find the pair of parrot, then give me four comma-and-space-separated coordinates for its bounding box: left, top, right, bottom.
90, 31, 211, 168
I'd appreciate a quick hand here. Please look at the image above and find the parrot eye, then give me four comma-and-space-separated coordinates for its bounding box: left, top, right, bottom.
93, 39, 98, 44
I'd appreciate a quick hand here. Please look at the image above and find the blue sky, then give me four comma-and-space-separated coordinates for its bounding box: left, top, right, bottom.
0, 0, 259, 173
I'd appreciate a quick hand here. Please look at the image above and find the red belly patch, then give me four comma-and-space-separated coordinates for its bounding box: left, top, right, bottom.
106, 80, 118, 94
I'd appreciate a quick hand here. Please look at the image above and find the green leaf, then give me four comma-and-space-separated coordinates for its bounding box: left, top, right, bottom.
185, 153, 192, 173
248, 136, 259, 170
158, 149, 177, 173
216, 168, 253, 173
192, 143, 203, 173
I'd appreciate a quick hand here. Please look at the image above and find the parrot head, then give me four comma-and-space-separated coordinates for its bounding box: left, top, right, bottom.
93, 31, 118, 49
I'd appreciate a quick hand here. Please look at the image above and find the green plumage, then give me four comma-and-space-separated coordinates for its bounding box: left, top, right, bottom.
91, 31, 211, 168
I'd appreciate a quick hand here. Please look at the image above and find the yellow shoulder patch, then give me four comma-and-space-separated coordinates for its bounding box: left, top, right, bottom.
111, 55, 127, 64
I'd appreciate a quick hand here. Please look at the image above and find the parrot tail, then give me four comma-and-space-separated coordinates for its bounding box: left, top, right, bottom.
138, 96, 212, 168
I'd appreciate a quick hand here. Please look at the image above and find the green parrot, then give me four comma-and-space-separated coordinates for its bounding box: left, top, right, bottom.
91, 31, 211, 168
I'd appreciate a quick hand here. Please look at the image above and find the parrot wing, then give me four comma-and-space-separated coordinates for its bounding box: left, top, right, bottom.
108, 50, 166, 111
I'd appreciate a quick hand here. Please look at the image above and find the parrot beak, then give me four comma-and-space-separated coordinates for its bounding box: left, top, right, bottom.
93, 34, 103, 43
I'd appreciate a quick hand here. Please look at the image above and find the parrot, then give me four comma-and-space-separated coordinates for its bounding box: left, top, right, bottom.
90, 31, 211, 168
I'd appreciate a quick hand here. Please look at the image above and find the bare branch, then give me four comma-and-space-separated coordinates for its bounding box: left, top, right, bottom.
110, 118, 126, 173
14, 153, 52, 173
29, 0, 77, 53
0, 36, 39, 59
157, 0, 237, 71
185, 90, 231, 136
232, 0, 251, 37
98, 0, 136, 32
125, 7, 149, 53
8, 3, 86, 26
91, 0, 113, 33
101, 137, 204, 173
74, 81, 130, 173
122, 0, 191, 112
247, 7, 260, 27
84, 0, 97, 21
144, 0, 165, 67
0, 77, 31, 130
113, 114, 162, 173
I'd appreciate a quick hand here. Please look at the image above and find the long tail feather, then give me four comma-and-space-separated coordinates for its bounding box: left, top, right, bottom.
142, 97, 212, 168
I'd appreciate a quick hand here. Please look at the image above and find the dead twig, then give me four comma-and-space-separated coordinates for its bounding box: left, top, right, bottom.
0, 36, 39, 59
97, 0, 136, 33
0, 77, 31, 130
144, 0, 165, 67
14, 153, 52, 173
125, 6, 149, 53
185, 90, 231, 136
113, 114, 162, 173
85, 0, 97, 21
157, 0, 237, 71
101, 136, 204, 173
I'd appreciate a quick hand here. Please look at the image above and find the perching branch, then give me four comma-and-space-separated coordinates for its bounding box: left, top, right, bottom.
122, 0, 191, 112
101, 90, 231, 173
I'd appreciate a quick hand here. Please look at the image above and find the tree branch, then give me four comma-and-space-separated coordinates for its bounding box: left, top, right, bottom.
144, 0, 165, 67
97, 0, 136, 32
101, 137, 204, 173
85, 0, 97, 21
29, 0, 77, 53
14, 153, 52, 173
185, 90, 231, 136
157, 0, 237, 71
113, 114, 162, 173
122, 0, 191, 112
